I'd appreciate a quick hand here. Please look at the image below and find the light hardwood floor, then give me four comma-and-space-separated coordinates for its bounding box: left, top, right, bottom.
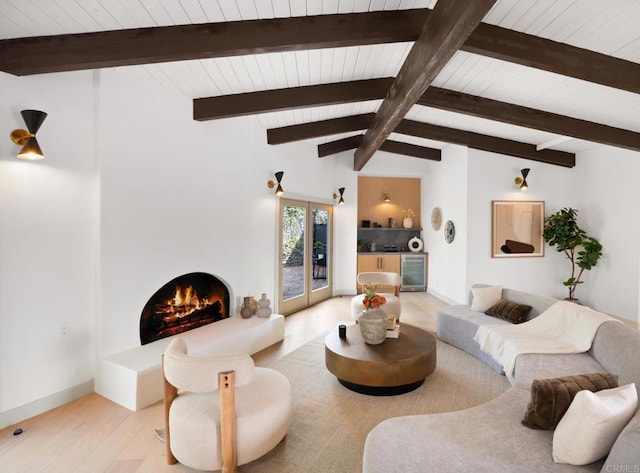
0, 292, 447, 473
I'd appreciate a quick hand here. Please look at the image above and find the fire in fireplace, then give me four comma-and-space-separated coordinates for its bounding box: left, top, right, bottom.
140, 272, 230, 345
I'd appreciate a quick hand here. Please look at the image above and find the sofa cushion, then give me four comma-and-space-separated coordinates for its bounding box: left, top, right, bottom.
522, 372, 619, 430
552, 384, 638, 465
510, 353, 607, 390
485, 299, 532, 324
436, 306, 508, 374
470, 285, 502, 312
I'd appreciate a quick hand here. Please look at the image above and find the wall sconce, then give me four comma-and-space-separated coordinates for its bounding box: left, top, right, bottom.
514, 168, 530, 191
10, 109, 47, 160
267, 171, 284, 196
382, 192, 391, 202
332, 187, 345, 205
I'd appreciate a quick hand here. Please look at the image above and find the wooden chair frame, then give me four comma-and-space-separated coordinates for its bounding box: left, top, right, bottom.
163, 355, 238, 473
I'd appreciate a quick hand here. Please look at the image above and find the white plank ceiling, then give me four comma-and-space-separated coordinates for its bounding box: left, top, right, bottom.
2, 0, 640, 156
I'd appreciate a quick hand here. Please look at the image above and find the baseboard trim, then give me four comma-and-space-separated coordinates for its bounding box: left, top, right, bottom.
0, 380, 94, 430
426, 288, 458, 306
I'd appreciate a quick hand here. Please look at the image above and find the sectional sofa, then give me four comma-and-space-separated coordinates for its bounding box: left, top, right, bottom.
363, 285, 640, 472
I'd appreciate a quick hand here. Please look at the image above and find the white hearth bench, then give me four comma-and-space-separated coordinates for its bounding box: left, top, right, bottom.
95, 314, 285, 411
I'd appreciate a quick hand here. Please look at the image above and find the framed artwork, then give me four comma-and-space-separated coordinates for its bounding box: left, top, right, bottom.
492, 201, 545, 258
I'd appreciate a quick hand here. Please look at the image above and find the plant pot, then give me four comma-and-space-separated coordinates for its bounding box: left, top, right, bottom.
358, 308, 387, 345
564, 298, 583, 305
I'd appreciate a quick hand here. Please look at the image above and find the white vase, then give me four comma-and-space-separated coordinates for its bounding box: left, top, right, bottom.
358, 308, 387, 345
403, 217, 413, 229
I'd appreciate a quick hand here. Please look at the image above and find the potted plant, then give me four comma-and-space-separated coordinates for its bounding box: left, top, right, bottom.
542, 207, 603, 301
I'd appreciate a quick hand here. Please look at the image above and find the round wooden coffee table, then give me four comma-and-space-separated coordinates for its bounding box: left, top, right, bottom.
325, 324, 436, 395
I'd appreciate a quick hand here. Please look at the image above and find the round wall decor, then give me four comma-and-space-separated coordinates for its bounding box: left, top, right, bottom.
408, 237, 424, 252
444, 220, 455, 243
431, 207, 442, 231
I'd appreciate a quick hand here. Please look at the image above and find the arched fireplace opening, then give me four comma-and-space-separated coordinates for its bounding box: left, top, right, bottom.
139, 272, 230, 345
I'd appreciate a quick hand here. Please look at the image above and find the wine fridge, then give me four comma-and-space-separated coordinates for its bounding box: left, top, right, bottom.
400, 254, 427, 292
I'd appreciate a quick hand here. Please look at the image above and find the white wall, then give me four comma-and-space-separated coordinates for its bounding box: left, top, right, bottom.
422, 145, 469, 304
465, 149, 574, 299
572, 146, 640, 320
97, 68, 359, 357
0, 71, 96, 416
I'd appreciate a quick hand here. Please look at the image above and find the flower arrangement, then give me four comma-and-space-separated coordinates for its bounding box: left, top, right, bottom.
362, 284, 386, 309
403, 208, 416, 217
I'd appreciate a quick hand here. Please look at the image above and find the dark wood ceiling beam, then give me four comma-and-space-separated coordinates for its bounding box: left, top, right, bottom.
268, 114, 574, 167
354, 0, 496, 171
395, 119, 575, 167
267, 114, 374, 145
417, 88, 640, 152
318, 135, 364, 157
199, 78, 640, 151
379, 140, 442, 161
2, 9, 638, 95
463, 23, 640, 95
194, 78, 393, 121
317, 134, 441, 161
0, 11, 425, 76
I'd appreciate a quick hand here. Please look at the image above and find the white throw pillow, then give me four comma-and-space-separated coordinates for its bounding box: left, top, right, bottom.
553, 383, 638, 465
470, 286, 502, 312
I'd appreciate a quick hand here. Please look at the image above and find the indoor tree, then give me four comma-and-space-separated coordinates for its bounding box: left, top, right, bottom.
543, 207, 603, 300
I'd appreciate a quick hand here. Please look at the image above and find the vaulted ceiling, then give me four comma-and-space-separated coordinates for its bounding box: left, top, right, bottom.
1, 0, 639, 170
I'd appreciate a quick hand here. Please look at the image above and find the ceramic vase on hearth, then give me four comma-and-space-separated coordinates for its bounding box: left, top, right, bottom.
358, 307, 387, 344
403, 217, 413, 229
257, 293, 272, 318
240, 296, 254, 318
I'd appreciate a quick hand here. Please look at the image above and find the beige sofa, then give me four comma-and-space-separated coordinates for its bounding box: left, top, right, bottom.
363, 287, 640, 473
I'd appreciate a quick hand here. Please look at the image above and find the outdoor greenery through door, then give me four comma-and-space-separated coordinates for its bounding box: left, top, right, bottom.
279, 199, 333, 315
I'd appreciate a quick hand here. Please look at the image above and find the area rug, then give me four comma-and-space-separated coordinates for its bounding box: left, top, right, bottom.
234, 331, 510, 473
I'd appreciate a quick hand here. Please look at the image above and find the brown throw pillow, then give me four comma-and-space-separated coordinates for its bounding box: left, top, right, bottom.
521, 373, 619, 430
484, 299, 532, 324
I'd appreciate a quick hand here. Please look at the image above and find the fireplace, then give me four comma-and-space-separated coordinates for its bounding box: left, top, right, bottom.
140, 272, 230, 345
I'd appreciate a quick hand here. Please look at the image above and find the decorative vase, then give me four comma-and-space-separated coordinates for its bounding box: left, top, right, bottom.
240, 296, 254, 318
358, 307, 388, 345
403, 217, 413, 229
257, 293, 272, 318
249, 297, 258, 314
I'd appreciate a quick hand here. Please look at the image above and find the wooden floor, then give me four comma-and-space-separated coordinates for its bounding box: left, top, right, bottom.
0, 292, 447, 473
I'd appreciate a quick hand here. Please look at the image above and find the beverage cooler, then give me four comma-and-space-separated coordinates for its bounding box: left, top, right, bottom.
400, 254, 427, 292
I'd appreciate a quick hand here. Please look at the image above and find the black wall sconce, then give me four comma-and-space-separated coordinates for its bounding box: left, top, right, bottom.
514, 168, 530, 191
10, 110, 47, 160
267, 171, 284, 196
333, 187, 345, 205
382, 192, 391, 202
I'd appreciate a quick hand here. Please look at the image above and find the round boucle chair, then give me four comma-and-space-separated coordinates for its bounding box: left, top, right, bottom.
163, 337, 291, 473
351, 272, 401, 321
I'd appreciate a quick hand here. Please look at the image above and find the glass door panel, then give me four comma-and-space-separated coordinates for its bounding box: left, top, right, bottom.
280, 199, 307, 315
279, 199, 333, 314
309, 203, 332, 306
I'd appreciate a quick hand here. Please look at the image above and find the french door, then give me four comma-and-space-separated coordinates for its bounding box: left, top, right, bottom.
278, 199, 333, 315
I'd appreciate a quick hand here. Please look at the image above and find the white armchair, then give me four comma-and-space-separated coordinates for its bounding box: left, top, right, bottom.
351, 272, 402, 320
163, 337, 291, 473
